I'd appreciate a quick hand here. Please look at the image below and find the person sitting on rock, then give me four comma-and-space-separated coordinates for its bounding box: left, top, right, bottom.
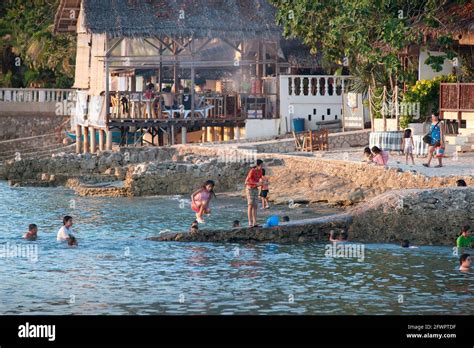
456, 225, 474, 249
232, 220, 241, 229
281, 216, 290, 223
363, 147, 373, 162
23, 224, 38, 241
371, 146, 389, 166
191, 180, 216, 224
459, 253, 471, 272
329, 230, 339, 243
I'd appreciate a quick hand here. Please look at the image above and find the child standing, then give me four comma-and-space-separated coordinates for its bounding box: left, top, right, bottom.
401, 129, 415, 165
191, 180, 216, 223
259, 169, 270, 209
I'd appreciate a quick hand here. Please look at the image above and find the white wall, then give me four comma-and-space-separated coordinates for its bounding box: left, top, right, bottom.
279, 75, 349, 133
245, 119, 280, 139
418, 49, 457, 81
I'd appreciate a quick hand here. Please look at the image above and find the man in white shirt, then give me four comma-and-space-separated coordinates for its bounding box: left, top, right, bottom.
57, 216, 75, 242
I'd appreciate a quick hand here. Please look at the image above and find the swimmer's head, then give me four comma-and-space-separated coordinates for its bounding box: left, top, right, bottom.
461, 225, 470, 237
456, 179, 467, 187
28, 224, 38, 235
282, 216, 290, 222
232, 220, 240, 228
339, 230, 348, 241
68, 236, 77, 247
459, 253, 471, 268
63, 216, 73, 227
401, 240, 410, 248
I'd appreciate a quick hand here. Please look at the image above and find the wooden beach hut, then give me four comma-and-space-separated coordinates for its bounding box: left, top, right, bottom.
54, 0, 319, 153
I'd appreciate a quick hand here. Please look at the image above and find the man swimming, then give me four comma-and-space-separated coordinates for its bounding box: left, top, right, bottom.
57, 216, 76, 243
23, 224, 38, 241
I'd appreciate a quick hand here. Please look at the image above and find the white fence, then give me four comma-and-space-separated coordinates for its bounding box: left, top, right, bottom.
0, 88, 76, 103
280, 75, 355, 133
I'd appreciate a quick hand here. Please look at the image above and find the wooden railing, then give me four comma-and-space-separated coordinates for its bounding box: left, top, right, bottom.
440, 83, 474, 112
0, 88, 76, 103
107, 92, 278, 120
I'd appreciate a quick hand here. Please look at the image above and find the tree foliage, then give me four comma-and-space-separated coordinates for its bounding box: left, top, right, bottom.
270, 0, 463, 92
0, 0, 76, 87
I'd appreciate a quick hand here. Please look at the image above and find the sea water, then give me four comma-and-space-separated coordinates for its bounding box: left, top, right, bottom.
0, 182, 472, 315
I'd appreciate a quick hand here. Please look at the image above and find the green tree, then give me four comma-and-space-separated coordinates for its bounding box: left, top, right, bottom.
270, 0, 462, 93
0, 0, 76, 87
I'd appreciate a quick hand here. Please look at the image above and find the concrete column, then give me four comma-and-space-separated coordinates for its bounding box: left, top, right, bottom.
234, 126, 241, 141
89, 127, 96, 154
106, 129, 113, 150
83, 126, 90, 153
181, 126, 187, 144
98, 129, 105, 151
75, 124, 82, 154
170, 125, 175, 145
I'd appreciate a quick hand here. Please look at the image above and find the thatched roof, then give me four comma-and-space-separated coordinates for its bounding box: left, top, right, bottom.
79, 0, 280, 39
419, 1, 474, 38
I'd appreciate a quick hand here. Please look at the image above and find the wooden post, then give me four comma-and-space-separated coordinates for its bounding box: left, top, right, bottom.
220, 127, 225, 142
202, 127, 208, 142
83, 126, 90, 153
89, 127, 96, 153
106, 129, 113, 150
98, 129, 105, 151
181, 125, 187, 144
75, 124, 83, 153
223, 127, 232, 141
207, 126, 213, 142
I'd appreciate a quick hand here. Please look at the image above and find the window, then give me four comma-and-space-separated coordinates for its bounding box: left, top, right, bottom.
327, 108, 331, 115
308, 115, 312, 121
335, 115, 338, 120
322, 115, 325, 121
313, 109, 317, 115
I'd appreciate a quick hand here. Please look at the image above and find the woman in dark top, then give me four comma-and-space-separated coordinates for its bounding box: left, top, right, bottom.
423, 114, 445, 168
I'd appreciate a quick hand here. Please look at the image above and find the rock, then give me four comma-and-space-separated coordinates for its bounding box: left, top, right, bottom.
41, 173, 50, 181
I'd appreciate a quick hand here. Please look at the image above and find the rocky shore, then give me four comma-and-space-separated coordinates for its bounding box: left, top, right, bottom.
149, 187, 474, 246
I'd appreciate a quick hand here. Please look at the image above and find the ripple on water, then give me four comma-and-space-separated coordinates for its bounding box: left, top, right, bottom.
0, 182, 473, 314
